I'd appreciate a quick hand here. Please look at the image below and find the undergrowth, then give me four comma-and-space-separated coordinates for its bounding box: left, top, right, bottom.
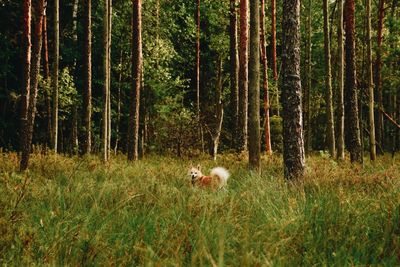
0, 152, 399, 266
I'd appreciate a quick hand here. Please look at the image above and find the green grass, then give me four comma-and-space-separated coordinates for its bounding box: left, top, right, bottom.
1, 152, 400, 266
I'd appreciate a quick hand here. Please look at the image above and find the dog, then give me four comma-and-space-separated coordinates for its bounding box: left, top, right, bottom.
188, 165, 230, 189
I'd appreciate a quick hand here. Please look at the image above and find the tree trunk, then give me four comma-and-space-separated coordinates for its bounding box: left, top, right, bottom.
238, 0, 249, 152
366, 0, 377, 160
83, 0, 92, 154
20, 0, 31, 168
211, 57, 224, 161
128, 0, 142, 161
107, 0, 112, 160
102, 0, 112, 162
282, 0, 305, 180
337, 0, 345, 160
20, 0, 46, 171
375, 0, 385, 153
196, 0, 200, 120
248, 0, 261, 171
304, 0, 312, 154
260, 0, 272, 155
271, 0, 277, 81
323, 0, 336, 157
114, 51, 123, 154
51, 0, 59, 153
344, 0, 363, 163
42, 10, 51, 147
71, 0, 79, 154
229, 0, 239, 148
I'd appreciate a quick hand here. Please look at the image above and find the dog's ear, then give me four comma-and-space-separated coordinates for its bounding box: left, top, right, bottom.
197, 164, 201, 171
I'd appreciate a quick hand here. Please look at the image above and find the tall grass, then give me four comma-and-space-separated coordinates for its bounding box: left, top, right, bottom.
1, 152, 399, 265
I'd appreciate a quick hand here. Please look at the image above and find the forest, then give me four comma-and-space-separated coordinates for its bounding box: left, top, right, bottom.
0, 0, 400, 265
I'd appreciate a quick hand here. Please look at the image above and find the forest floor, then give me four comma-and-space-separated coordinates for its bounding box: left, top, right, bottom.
1, 151, 400, 265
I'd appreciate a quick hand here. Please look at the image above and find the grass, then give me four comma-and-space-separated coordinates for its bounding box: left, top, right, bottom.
1, 151, 400, 266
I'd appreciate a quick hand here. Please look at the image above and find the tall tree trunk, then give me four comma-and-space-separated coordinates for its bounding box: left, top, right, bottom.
238, 0, 249, 152
229, 0, 239, 148
211, 57, 224, 161
375, 0, 385, 152
366, 0, 377, 160
260, 0, 272, 155
323, 0, 336, 157
248, 0, 261, 171
114, 51, 123, 154
344, 0, 363, 163
128, 0, 142, 161
271, 0, 277, 81
21, 0, 46, 171
107, 0, 112, 159
337, 0, 345, 160
42, 10, 51, 147
51, 0, 59, 153
304, 0, 312, 154
102, 0, 112, 162
20, 0, 31, 165
196, 0, 200, 120
282, 0, 305, 179
83, 0, 92, 154
71, 0, 79, 154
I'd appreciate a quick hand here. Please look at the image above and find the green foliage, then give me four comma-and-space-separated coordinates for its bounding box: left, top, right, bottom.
270, 115, 283, 153
1, 153, 400, 265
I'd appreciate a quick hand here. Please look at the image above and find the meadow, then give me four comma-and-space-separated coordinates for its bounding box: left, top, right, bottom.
1, 151, 400, 266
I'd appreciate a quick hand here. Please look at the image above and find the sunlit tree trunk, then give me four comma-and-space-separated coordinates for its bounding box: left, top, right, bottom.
366, 0, 376, 160
230, 0, 239, 147
71, 0, 79, 154
375, 0, 385, 152
337, 0, 345, 160
248, 0, 261, 171
238, 0, 249, 152
344, 0, 363, 163
271, 0, 279, 116
304, 0, 312, 154
128, 0, 142, 161
83, 0, 92, 154
51, 0, 59, 153
323, 0, 336, 157
282, 0, 305, 179
20, 0, 31, 168
260, 0, 272, 155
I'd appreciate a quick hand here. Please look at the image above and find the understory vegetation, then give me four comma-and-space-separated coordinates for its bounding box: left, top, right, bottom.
1, 152, 399, 265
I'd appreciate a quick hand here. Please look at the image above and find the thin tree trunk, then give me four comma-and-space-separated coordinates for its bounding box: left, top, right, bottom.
323, 0, 336, 157
196, 0, 200, 121
21, 0, 46, 170
375, 0, 385, 152
282, 0, 305, 179
271, 0, 277, 81
212, 57, 224, 161
238, 0, 249, 152
83, 0, 92, 154
51, 0, 59, 153
248, 0, 261, 171
229, 0, 239, 148
107, 0, 112, 159
366, 0, 376, 160
344, 0, 363, 163
260, 0, 272, 155
304, 0, 312, 154
128, 0, 142, 161
42, 10, 51, 147
20, 0, 31, 167
114, 51, 123, 154
102, 0, 110, 162
71, 0, 79, 154
337, 0, 345, 160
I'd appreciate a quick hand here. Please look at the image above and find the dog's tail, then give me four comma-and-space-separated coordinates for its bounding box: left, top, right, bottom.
210, 167, 230, 188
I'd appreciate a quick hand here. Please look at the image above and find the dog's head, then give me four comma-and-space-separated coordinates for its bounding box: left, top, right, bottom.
188, 165, 202, 185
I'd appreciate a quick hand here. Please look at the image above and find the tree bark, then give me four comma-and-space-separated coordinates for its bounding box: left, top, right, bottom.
260, 0, 272, 155
51, 0, 59, 153
83, 0, 92, 154
366, 0, 376, 160
271, 0, 277, 81
344, 0, 363, 163
229, 0, 239, 148
304, 0, 312, 154
196, 0, 200, 120
337, 0, 345, 160
238, 0, 249, 152
107, 0, 112, 159
71, 0, 79, 154
114, 51, 123, 154
128, 0, 142, 161
42, 10, 51, 147
282, 0, 305, 179
248, 0, 261, 171
211, 57, 224, 161
375, 0, 385, 152
323, 0, 336, 157
21, 0, 46, 171
20, 0, 31, 167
